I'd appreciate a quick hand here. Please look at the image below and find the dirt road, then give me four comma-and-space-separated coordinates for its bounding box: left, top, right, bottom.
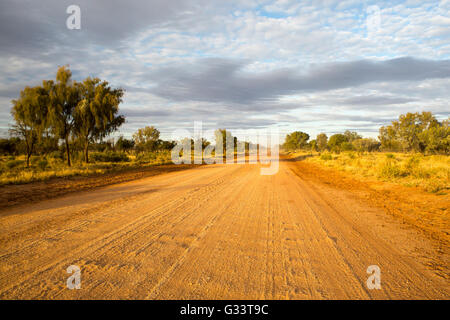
0, 159, 448, 299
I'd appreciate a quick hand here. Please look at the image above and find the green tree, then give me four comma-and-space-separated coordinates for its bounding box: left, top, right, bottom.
116, 136, 135, 153
10, 85, 50, 167
316, 133, 328, 151
419, 118, 449, 154
327, 133, 347, 152
73, 77, 125, 163
133, 126, 160, 153
379, 125, 401, 151
309, 139, 317, 152
37, 132, 59, 156
47, 66, 81, 166
352, 138, 381, 153
0, 137, 21, 155
343, 130, 362, 143
379, 111, 446, 153
283, 131, 310, 150
158, 140, 176, 151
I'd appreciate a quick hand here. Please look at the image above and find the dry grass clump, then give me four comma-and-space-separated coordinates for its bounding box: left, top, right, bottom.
305, 152, 449, 193
0, 151, 173, 185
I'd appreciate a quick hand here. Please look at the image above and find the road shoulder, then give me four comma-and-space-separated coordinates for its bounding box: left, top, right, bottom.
0, 164, 200, 211
284, 156, 449, 281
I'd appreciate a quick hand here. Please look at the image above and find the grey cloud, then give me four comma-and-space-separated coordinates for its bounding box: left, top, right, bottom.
339, 95, 417, 106
121, 109, 171, 118
1, 1, 449, 137
0, 82, 38, 99
300, 113, 391, 124
151, 57, 450, 104
0, 0, 202, 56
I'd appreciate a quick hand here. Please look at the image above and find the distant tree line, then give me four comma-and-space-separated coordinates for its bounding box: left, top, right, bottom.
114, 128, 254, 158
283, 111, 449, 154
3, 68, 448, 166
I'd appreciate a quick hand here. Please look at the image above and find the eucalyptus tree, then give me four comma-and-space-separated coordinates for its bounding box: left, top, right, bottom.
10, 85, 50, 167
316, 133, 328, 151
283, 131, 309, 150
133, 126, 160, 153
47, 66, 80, 166
73, 77, 125, 163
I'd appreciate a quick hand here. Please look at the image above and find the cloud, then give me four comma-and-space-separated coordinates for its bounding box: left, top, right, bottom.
338, 95, 417, 106
150, 57, 450, 104
0, 0, 449, 138
0, 0, 202, 56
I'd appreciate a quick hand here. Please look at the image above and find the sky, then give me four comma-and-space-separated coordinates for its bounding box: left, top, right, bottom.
0, 0, 449, 142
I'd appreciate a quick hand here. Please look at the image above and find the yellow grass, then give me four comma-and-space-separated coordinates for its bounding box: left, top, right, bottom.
300, 151, 450, 193
0, 152, 173, 185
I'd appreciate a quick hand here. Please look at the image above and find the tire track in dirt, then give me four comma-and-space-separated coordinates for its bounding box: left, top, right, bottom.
0, 160, 448, 299
145, 166, 256, 299
0, 165, 240, 298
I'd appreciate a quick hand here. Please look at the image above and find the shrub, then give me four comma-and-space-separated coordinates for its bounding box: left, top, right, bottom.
424, 179, 445, 193
90, 151, 130, 163
379, 159, 403, 179
37, 159, 48, 170
340, 142, 354, 151
136, 152, 157, 162
48, 150, 64, 160
134, 150, 172, 164
347, 152, 356, 159
320, 153, 332, 161
402, 155, 420, 175
30, 156, 42, 165
6, 159, 24, 169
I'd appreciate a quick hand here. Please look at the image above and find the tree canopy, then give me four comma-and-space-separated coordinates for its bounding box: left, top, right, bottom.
283, 131, 310, 150
133, 126, 161, 153
379, 112, 449, 153
73, 77, 125, 162
10, 86, 50, 166
10, 66, 125, 165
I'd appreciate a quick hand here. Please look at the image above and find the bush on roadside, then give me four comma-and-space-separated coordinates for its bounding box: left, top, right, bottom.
136, 151, 172, 164
320, 153, 332, 161
6, 159, 24, 169
48, 150, 64, 160
90, 151, 130, 163
378, 159, 404, 179
37, 159, 49, 170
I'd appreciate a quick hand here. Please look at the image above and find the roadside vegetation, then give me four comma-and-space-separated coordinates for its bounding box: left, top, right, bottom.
1, 66, 448, 193
0, 67, 179, 185
283, 111, 449, 193
303, 152, 449, 193
0, 67, 254, 185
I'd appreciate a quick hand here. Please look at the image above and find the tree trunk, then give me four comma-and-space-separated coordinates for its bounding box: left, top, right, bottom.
65, 136, 71, 167
26, 152, 31, 168
25, 136, 32, 168
84, 141, 89, 163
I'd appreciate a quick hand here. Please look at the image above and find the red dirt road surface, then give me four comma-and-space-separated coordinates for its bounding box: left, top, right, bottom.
0, 159, 448, 299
